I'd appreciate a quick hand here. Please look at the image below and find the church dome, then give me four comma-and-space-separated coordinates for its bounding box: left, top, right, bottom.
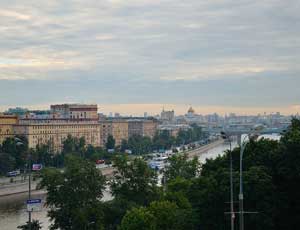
188, 107, 195, 114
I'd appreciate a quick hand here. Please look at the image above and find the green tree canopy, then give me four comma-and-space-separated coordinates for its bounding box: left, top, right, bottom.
119, 207, 156, 230
106, 135, 116, 150
39, 156, 106, 230
111, 155, 159, 206
164, 153, 200, 182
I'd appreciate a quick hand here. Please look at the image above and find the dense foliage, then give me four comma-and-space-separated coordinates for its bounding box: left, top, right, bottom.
40, 156, 106, 230
0, 135, 28, 175
121, 125, 207, 154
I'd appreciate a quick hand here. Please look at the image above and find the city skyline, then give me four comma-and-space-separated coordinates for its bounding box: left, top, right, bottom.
1, 102, 299, 116
1, 1, 300, 115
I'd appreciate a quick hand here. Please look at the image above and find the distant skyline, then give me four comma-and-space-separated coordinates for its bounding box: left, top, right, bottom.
0, 1, 299, 114
1, 103, 299, 116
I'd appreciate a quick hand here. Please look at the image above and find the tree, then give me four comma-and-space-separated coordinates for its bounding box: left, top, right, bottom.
1, 136, 28, 169
17, 220, 42, 230
39, 156, 106, 230
106, 135, 115, 150
119, 207, 156, 230
62, 135, 75, 153
152, 130, 175, 151
111, 155, 160, 206
148, 200, 193, 230
119, 201, 194, 230
0, 152, 16, 175
274, 118, 300, 230
33, 143, 54, 167
128, 135, 152, 155
164, 153, 200, 182
120, 139, 129, 152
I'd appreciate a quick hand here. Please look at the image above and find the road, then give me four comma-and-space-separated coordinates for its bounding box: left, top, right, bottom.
185, 139, 225, 158
0, 166, 115, 197
0, 139, 224, 197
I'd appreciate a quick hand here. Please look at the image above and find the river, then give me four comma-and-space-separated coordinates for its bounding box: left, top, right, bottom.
0, 134, 279, 229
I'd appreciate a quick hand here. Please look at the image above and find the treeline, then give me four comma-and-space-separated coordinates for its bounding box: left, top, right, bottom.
0, 125, 206, 175
0, 136, 29, 175
121, 124, 208, 154
0, 135, 111, 175
36, 118, 300, 230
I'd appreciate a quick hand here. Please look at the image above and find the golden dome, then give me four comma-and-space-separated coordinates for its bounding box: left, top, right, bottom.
188, 107, 195, 114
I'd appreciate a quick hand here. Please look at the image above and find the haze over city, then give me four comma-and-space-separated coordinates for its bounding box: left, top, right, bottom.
0, 0, 300, 115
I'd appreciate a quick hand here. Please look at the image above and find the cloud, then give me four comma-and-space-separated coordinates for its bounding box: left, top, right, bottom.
0, 0, 299, 112
0, 9, 31, 20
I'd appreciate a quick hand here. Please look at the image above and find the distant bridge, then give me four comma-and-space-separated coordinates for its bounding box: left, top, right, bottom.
222, 127, 286, 145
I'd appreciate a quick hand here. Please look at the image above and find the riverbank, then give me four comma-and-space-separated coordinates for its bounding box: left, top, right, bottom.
185, 139, 225, 158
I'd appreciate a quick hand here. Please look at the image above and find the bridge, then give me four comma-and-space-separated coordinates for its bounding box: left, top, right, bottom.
219, 127, 287, 145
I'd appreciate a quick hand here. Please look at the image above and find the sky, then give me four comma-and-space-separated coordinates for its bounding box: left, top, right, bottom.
0, 0, 299, 116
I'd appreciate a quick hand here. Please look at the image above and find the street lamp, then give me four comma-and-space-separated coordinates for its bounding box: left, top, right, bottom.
221, 132, 235, 230
238, 125, 264, 230
16, 139, 32, 230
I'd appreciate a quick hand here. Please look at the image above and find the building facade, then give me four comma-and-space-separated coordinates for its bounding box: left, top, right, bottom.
128, 120, 144, 137
141, 119, 158, 138
0, 115, 18, 144
50, 104, 98, 120
161, 109, 175, 122
15, 118, 101, 152
100, 118, 158, 148
1, 104, 159, 152
111, 120, 129, 147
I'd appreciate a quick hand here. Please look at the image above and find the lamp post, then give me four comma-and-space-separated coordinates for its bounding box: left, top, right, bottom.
221, 132, 235, 230
238, 125, 263, 230
16, 139, 32, 230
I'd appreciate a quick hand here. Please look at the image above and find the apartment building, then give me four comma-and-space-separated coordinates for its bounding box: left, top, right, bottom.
15, 118, 101, 152
0, 114, 18, 144
50, 104, 98, 120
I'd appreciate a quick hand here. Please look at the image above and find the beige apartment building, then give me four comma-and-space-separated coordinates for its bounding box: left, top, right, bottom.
15, 118, 101, 152
142, 120, 158, 138
100, 118, 158, 148
100, 120, 112, 147
1, 104, 158, 152
112, 120, 129, 147
0, 115, 18, 144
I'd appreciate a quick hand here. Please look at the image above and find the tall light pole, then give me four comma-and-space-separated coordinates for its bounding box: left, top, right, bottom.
239, 125, 263, 230
16, 138, 32, 230
221, 132, 235, 230
239, 138, 247, 230
28, 153, 32, 230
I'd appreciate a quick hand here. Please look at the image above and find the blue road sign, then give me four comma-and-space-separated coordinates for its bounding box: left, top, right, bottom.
27, 199, 41, 204
27, 199, 42, 212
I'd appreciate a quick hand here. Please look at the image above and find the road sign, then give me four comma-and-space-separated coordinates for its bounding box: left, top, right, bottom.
27, 199, 42, 212
32, 164, 43, 171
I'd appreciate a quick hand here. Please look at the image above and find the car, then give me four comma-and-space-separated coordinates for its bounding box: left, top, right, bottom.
96, 159, 105, 164
7, 169, 20, 177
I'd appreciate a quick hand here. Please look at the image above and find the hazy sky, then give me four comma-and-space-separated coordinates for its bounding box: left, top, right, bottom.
0, 0, 299, 115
